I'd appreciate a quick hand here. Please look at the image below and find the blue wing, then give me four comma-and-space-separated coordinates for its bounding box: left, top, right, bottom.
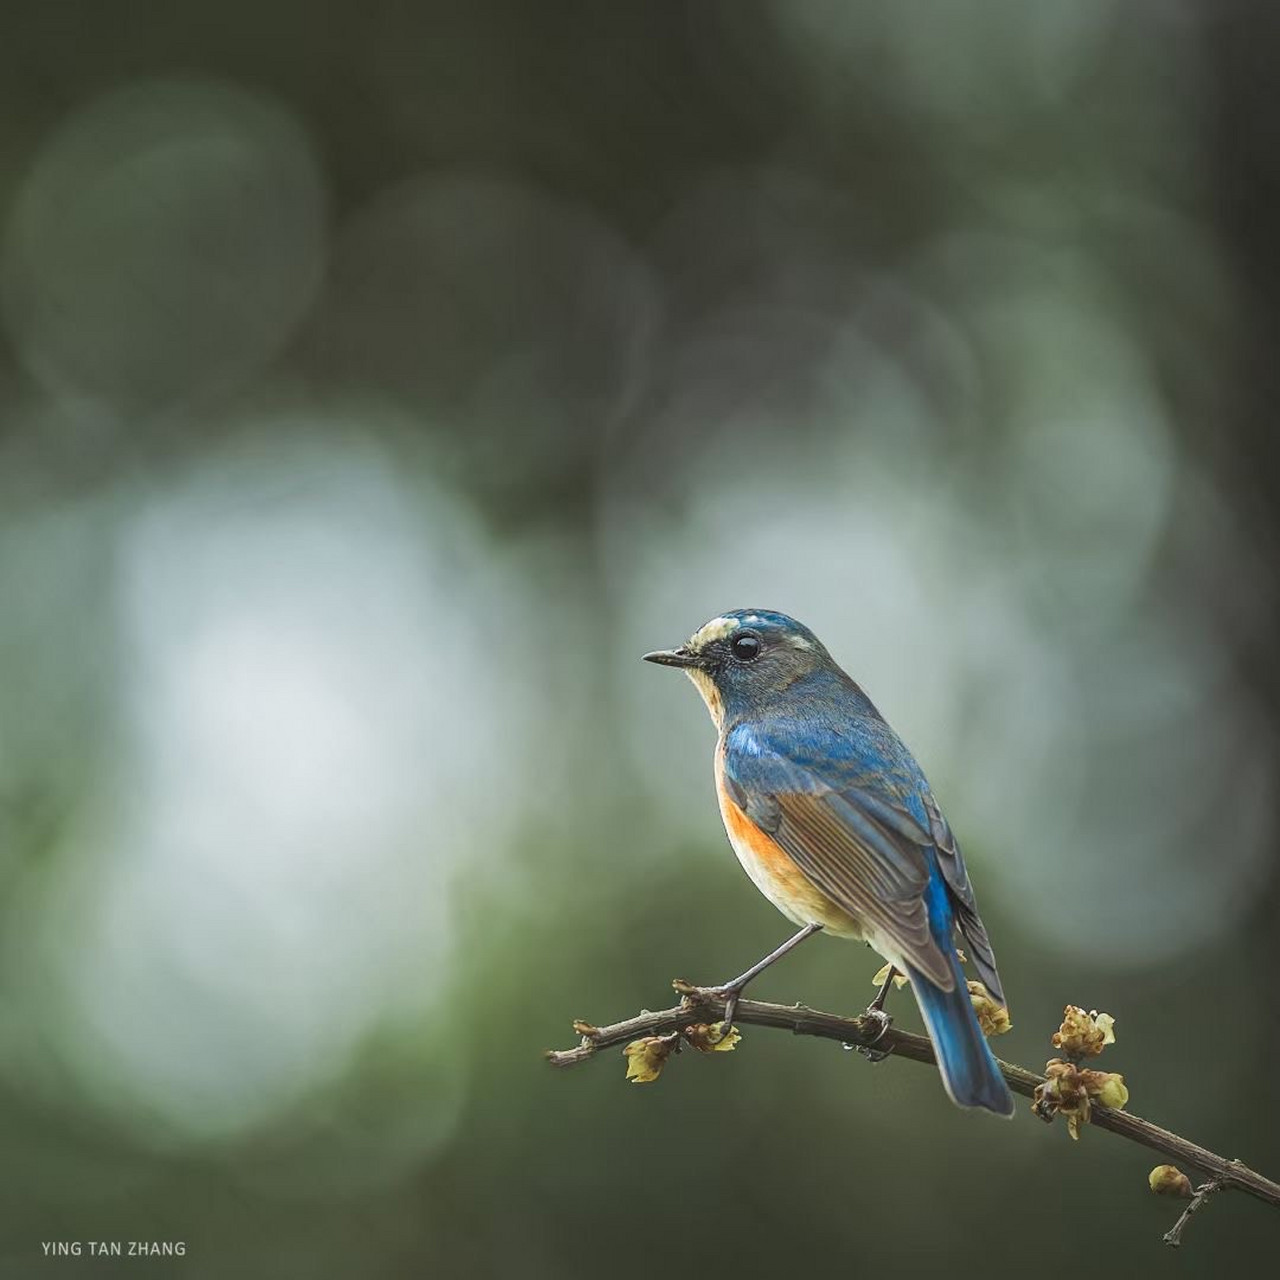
722, 715, 1006, 1005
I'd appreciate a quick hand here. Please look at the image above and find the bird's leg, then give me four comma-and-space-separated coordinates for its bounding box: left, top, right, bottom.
855, 963, 898, 1062
693, 922, 822, 1028
867, 964, 898, 1015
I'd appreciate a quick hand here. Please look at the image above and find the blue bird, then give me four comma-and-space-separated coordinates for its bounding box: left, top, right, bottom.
644, 609, 1014, 1117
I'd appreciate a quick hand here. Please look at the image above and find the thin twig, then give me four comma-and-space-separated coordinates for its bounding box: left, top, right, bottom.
546, 982, 1280, 1232
1163, 1179, 1225, 1248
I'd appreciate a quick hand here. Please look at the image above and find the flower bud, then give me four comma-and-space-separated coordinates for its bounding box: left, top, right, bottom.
682, 1021, 741, 1053
1149, 1165, 1194, 1198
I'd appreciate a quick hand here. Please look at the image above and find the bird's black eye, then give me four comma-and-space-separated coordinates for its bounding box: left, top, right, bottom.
730, 632, 761, 662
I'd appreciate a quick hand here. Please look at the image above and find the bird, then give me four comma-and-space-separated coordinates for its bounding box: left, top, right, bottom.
643, 608, 1014, 1117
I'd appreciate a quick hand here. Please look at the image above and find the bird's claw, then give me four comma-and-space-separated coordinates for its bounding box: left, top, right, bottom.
853, 1008, 893, 1063
721, 990, 740, 1030
675, 981, 743, 1026
701, 985, 742, 1029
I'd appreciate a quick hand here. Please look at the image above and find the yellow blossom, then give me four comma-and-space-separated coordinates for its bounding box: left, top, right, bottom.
1082, 1069, 1129, 1110
1033, 1059, 1092, 1139
871, 963, 911, 990
1051, 1006, 1117, 1058
623, 1034, 677, 1083
1149, 1165, 1193, 1199
682, 1021, 741, 1053
967, 981, 1011, 1037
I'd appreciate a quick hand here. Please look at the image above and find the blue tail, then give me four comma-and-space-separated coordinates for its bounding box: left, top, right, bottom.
907, 948, 1014, 1117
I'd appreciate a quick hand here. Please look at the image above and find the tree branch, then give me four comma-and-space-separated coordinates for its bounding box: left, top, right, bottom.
546, 982, 1280, 1241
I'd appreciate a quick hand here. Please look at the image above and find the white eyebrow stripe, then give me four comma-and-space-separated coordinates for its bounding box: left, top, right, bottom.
689, 615, 739, 646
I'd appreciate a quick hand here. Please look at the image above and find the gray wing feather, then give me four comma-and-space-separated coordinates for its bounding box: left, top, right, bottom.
924, 794, 1007, 1008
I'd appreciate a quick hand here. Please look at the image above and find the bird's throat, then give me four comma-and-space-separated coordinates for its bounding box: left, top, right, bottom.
684, 667, 724, 729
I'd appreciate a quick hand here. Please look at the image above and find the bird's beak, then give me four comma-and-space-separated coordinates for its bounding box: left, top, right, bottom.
642, 646, 698, 668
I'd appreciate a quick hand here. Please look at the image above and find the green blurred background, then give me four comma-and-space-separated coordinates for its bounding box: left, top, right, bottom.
0, 1, 1278, 1275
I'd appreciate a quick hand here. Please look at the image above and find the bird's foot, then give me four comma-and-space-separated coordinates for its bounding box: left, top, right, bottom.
672, 979, 745, 1028
706, 983, 746, 1029
853, 1007, 893, 1063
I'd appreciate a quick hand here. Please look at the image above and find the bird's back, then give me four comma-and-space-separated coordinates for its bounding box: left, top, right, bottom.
723, 666, 932, 824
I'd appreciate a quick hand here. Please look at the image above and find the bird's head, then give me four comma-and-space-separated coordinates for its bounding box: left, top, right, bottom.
643, 608, 832, 726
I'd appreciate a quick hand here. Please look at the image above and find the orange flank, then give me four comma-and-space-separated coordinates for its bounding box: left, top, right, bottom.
714, 768, 865, 939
